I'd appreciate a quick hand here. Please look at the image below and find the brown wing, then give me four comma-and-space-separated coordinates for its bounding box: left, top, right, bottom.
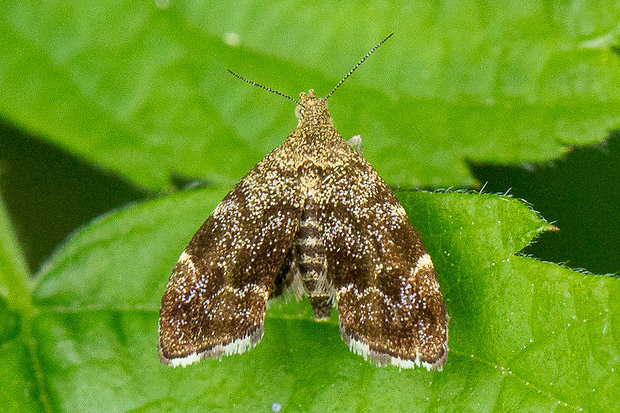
317, 141, 448, 370
158, 143, 304, 367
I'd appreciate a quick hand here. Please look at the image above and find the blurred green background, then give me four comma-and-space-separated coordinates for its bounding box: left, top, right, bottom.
1, 1, 619, 412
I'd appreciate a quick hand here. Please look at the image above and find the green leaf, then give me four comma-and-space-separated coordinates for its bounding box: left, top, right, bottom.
0, 194, 49, 412
1, 1, 619, 190
5, 189, 611, 412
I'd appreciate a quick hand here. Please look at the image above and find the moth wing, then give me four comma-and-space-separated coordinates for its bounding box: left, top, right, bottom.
319, 142, 448, 370
158, 143, 303, 367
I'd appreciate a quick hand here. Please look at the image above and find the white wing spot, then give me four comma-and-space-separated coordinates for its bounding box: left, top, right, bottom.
178, 251, 191, 263
412, 253, 433, 277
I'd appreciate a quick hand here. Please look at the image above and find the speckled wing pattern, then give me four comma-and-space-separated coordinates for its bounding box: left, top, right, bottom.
158, 89, 448, 370
158, 143, 304, 367
316, 140, 449, 370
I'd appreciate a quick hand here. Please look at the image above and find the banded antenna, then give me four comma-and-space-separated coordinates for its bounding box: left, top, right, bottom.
228, 32, 394, 103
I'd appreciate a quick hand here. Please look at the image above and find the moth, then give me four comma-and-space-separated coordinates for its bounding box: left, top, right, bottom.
158, 34, 448, 370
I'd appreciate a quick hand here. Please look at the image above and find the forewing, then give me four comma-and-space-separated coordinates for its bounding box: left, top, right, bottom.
158, 144, 303, 366
319, 142, 448, 370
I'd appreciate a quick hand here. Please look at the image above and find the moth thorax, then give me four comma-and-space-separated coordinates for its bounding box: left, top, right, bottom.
299, 160, 321, 189
294, 196, 332, 320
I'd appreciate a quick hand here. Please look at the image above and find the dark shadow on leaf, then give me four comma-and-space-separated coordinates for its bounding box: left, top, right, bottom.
468, 130, 620, 275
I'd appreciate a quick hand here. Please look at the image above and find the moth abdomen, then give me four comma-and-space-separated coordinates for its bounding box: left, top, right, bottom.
294, 195, 334, 320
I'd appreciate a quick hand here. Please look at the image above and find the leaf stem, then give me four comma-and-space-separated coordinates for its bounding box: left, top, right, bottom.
0, 192, 33, 314
0, 193, 53, 411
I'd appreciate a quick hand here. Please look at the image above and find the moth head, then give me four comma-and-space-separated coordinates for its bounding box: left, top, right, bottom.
295, 89, 333, 127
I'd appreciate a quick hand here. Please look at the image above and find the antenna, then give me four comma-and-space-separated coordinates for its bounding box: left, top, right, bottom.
228, 33, 394, 103
325, 32, 394, 100
227, 69, 299, 104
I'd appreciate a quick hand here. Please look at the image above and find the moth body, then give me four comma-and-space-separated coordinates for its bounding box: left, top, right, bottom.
158, 90, 448, 370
